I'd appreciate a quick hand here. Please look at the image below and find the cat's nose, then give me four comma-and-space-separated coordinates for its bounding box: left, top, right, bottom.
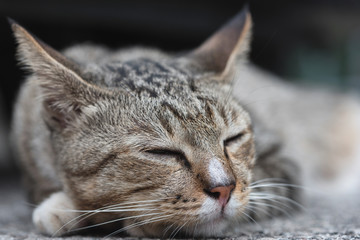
206, 184, 235, 207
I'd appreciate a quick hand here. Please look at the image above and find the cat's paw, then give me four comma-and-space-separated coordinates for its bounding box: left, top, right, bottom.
32, 192, 82, 236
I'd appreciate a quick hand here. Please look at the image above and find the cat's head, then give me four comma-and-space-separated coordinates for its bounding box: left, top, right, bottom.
12, 6, 254, 237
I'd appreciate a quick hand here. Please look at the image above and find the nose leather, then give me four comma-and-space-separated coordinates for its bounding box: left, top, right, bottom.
209, 184, 235, 207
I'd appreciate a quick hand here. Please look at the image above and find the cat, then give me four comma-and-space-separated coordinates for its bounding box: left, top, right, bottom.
12, 4, 360, 237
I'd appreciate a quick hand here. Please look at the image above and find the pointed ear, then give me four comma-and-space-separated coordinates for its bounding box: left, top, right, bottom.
10, 20, 104, 130
189, 6, 252, 76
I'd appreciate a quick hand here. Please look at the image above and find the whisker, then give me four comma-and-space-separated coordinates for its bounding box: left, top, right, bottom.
23, 201, 37, 208
249, 197, 295, 213
249, 183, 304, 189
249, 192, 306, 211
238, 213, 251, 224
248, 201, 293, 218
170, 220, 188, 239
250, 178, 286, 186
53, 199, 169, 236
100, 198, 172, 209
169, 223, 182, 239
59, 207, 159, 213
162, 221, 177, 238
192, 219, 199, 238
232, 214, 251, 236
53, 211, 91, 237
249, 183, 314, 195
240, 209, 262, 229
250, 183, 322, 195
169, 210, 187, 239
162, 209, 183, 238
54, 205, 159, 236
244, 204, 273, 218
104, 214, 175, 239
70, 212, 162, 232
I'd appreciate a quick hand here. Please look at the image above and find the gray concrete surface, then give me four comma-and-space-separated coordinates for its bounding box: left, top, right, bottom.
1, 177, 359, 240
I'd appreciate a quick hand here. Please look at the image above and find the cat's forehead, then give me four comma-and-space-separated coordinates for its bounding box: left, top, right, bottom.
83, 56, 247, 127
100, 58, 194, 98
105, 58, 183, 77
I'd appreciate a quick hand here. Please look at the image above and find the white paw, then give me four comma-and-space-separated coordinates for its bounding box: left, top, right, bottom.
32, 192, 82, 236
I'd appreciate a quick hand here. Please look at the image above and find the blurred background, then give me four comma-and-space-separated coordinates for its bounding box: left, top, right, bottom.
0, 0, 359, 174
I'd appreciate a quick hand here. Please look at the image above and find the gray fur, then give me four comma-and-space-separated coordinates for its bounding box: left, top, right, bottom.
11, 7, 360, 238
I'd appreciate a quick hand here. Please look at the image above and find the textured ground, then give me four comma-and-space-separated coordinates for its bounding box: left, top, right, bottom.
1, 176, 359, 240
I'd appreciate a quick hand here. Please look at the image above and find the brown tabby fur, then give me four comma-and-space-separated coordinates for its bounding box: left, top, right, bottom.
11, 7, 308, 238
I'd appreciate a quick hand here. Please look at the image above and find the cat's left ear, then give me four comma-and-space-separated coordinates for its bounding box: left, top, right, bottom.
189, 5, 252, 76
9, 20, 109, 130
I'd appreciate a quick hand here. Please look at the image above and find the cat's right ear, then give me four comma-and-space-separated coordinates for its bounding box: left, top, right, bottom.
10, 20, 106, 131
188, 5, 252, 77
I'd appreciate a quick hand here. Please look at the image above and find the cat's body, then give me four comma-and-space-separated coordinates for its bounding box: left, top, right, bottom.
235, 65, 360, 192
10, 6, 360, 238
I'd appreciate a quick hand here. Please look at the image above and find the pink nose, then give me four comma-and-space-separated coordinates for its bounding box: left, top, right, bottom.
209, 184, 235, 207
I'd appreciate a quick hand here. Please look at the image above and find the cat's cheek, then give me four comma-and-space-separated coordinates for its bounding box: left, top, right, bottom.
226, 189, 250, 217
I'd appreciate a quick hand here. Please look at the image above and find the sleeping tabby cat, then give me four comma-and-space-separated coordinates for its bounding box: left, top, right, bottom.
11, 5, 360, 238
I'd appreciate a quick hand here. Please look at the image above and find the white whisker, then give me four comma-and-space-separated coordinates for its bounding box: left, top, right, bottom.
59, 207, 158, 213
250, 178, 286, 186
54, 206, 159, 236
249, 195, 293, 208
240, 209, 262, 229
162, 221, 177, 238
248, 201, 293, 218
249, 192, 306, 211
70, 212, 162, 232
249, 183, 304, 189
53, 198, 169, 236
170, 220, 188, 239
99, 198, 171, 209
244, 204, 273, 218
192, 219, 199, 237
104, 214, 175, 239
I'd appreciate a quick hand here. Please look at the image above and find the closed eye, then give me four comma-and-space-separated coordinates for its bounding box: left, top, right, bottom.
145, 149, 183, 157
224, 132, 244, 146
144, 149, 191, 168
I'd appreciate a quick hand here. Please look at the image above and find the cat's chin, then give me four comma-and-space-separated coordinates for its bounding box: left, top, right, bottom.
178, 197, 241, 237
190, 217, 233, 237
124, 206, 235, 238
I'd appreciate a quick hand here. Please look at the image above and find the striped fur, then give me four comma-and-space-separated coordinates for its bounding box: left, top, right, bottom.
11, 8, 301, 238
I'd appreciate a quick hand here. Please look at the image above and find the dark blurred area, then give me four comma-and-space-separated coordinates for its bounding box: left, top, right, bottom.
0, 0, 359, 172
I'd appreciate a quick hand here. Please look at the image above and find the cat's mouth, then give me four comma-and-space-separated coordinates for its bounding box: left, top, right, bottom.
195, 197, 236, 225
211, 203, 232, 219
